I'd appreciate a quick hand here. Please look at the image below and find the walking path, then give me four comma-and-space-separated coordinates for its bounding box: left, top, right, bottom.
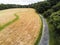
38, 15, 49, 45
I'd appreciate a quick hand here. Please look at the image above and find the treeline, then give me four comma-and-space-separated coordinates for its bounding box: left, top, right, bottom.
0, 0, 60, 45
0, 4, 29, 10
28, 0, 60, 45
43, 2, 60, 18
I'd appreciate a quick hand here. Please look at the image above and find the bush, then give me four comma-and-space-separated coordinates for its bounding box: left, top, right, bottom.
43, 2, 60, 18
48, 11, 60, 45
30, 1, 51, 14
52, 2, 60, 12
47, 0, 60, 6
50, 11, 60, 35
43, 9, 54, 18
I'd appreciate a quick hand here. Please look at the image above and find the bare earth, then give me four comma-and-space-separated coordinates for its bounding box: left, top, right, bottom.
0, 8, 42, 45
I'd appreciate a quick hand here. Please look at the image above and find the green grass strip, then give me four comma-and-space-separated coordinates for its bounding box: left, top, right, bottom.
47, 20, 55, 45
34, 15, 43, 45
0, 14, 19, 31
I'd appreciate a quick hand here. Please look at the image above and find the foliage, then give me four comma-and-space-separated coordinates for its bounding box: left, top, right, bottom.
43, 9, 54, 18
47, 0, 60, 6
27, 1, 51, 13
50, 11, 60, 35
0, 4, 28, 10
0, 0, 60, 45
52, 2, 60, 12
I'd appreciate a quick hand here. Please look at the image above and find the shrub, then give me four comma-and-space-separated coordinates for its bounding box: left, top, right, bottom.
50, 11, 60, 35
47, 0, 60, 6
43, 9, 54, 18
52, 2, 60, 12
31, 1, 51, 14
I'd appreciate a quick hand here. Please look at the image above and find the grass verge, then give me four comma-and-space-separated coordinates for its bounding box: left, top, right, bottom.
34, 15, 43, 45
47, 19, 55, 45
0, 14, 19, 31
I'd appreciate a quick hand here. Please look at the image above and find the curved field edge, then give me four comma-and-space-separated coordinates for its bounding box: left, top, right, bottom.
0, 14, 19, 31
34, 14, 43, 45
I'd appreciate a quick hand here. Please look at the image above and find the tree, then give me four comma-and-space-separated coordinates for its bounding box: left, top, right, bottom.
32, 1, 51, 13
52, 2, 60, 12
47, 0, 60, 6
43, 9, 53, 18
50, 11, 60, 35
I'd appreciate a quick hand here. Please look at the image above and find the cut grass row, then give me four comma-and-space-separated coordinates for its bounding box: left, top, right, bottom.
0, 14, 19, 31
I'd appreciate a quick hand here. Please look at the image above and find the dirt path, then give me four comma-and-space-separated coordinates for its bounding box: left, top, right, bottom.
38, 15, 49, 45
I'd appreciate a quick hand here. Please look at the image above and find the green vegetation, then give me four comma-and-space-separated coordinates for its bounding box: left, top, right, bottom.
47, 11, 60, 45
0, 0, 60, 45
0, 14, 19, 31
34, 15, 43, 45
28, 0, 60, 45
42, 2, 60, 18
0, 4, 28, 10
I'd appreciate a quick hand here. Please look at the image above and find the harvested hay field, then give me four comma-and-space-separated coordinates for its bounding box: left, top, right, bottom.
0, 8, 42, 45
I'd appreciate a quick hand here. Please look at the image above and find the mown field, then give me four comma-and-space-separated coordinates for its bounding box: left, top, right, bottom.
0, 0, 60, 45
0, 8, 42, 45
